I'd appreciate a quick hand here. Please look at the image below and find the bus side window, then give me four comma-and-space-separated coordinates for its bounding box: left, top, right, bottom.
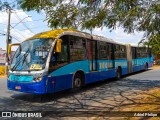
50, 50, 57, 62
137, 47, 148, 58
69, 36, 87, 61
49, 35, 69, 72
99, 41, 108, 60
87, 40, 92, 60
114, 45, 120, 59
114, 45, 126, 59
132, 47, 136, 59
148, 48, 152, 57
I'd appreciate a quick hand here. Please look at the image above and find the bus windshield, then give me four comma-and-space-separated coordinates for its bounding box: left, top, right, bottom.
11, 38, 54, 71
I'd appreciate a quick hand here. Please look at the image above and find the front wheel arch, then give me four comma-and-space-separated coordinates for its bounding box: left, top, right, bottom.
72, 71, 85, 88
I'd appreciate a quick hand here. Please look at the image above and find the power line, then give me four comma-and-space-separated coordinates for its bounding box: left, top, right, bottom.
9, 0, 17, 5
11, 16, 31, 29
0, 33, 6, 35
11, 19, 45, 24
0, 11, 44, 26
19, 25, 49, 31
0, 31, 21, 42
0, 10, 7, 17
10, 25, 27, 39
0, 23, 6, 25
14, 13, 35, 34
10, 33, 22, 42
0, 11, 33, 41
0, 30, 6, 33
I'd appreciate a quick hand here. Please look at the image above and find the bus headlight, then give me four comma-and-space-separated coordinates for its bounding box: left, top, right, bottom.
33, 77, 42, 82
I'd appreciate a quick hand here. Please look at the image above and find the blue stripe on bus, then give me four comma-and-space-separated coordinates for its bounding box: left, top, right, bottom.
9, 75, 33, 82
49, 59, 128, 76
132, 57, 153, 72
114, 59, 128, 68
132, 58, 153, 66
49, 60, 90, 76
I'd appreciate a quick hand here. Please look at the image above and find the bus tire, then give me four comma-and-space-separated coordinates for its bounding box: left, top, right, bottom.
145, 63, 148, 71
116, 68, 121, 80
73, 73, 82, 88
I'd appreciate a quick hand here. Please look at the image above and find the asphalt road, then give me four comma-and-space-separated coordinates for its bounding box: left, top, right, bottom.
0, 68, 160, 119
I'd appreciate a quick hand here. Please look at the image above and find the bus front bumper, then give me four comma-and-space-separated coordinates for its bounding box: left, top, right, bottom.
7, 80, 47, 94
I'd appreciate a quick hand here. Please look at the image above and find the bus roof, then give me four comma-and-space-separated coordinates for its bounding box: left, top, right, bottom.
25, 29, 77, 40
25, 29, 123, 45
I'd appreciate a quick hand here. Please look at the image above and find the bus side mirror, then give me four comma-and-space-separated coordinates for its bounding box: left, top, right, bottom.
56, 39, 62, 53
8, 43, 20, 54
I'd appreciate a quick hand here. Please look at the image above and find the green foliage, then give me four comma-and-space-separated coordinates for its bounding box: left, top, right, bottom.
16, 0, 160, 38
1, 0, 159, 44
0, 0, 17, 9
144, 34, 160, 55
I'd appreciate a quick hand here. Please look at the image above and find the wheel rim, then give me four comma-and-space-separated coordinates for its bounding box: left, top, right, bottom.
145, 64, 148, 70
74, 78, 81, 88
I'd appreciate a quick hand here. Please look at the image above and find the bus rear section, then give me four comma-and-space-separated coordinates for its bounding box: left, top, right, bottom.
131, 46, 153, 72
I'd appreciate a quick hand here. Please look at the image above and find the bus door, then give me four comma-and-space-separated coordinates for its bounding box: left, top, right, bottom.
88, 40, 98, 71
132, 47, 136, 66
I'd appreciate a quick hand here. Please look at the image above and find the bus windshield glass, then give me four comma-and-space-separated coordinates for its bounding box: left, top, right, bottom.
11, 38, 54, 71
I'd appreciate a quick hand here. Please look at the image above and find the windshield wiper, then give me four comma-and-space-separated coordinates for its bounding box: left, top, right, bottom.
11, 48, 30, 71
22, 49, 30, 65
16, 45, 22, 58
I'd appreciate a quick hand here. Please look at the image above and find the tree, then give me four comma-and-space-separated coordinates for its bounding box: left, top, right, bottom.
0, 1, 16, 10
143, 34, 160, 55
1, 0, 160, 41
17, 0, 160, 36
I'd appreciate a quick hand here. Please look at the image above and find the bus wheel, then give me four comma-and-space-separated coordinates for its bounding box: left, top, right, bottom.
145, 63, 148, 71
73, 73, 82, 88
116, 68, 121, 80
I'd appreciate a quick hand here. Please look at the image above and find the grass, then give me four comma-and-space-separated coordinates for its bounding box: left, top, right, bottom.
152, 65, 160, 69
116, 88, 160, 120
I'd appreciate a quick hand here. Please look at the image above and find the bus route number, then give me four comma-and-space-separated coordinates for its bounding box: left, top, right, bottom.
30, 64, 42, 70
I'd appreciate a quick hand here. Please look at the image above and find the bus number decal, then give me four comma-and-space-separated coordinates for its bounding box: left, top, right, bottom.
30, 64, 42, 70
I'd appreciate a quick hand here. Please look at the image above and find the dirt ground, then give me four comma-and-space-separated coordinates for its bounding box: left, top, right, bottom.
107, 88, 160, 120
61, 87, 160, 120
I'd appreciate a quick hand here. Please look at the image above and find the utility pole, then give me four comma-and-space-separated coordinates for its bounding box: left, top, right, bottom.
5, 8, 11, 75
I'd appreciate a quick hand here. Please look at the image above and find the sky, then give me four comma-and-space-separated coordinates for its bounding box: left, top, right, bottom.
0, 0, 144, 51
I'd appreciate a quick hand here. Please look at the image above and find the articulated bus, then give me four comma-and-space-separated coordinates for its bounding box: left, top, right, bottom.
7, 29, 153, 94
